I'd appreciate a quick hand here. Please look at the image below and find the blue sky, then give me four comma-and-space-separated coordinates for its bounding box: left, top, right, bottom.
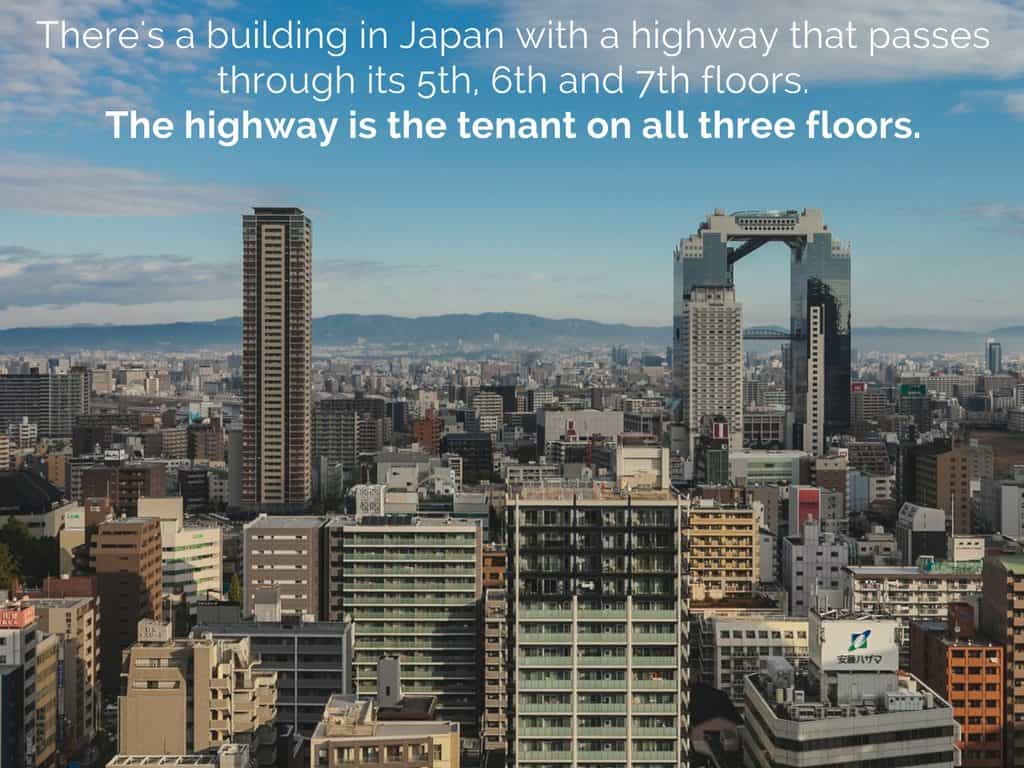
1, 0, 1022, 330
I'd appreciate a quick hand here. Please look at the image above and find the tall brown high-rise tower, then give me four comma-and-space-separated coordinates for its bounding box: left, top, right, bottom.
242, 207, 312, 512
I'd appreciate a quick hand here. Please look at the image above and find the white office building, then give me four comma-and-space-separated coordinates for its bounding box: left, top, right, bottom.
728, 450, 807, 487
742, 611, 960, 767
697, 615, 810, 707
140, 497, 223, 612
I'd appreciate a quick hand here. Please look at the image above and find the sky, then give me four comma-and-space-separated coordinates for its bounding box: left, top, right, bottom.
1, 0, 1023, 331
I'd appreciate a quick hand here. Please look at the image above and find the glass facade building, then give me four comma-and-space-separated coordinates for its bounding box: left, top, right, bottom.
673, 209, 851, 454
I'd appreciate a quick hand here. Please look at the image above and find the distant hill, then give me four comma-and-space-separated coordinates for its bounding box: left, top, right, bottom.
0, 313, 1007, 354
0, 313, 668, 352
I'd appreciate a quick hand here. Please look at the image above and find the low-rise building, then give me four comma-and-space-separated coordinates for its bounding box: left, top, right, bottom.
896, 502, 948, 565
844, 559, 984, 661
310, 678, 460, 768
118, 621, 278, 767
696, 615, 809, 707
854, 525, 900, 565
194, 603, 354, 737
106, 744, 252, 768
742, 611, 961, 768
503, 462, 562, 487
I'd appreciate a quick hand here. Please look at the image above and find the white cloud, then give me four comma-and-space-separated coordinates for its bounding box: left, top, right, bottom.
1003, 91, 1024, 117
967, 203, 1024, 222
0, 244, 440, 318
0, 0, 231, 123
0, 245, 237, 308
482, 0, 1024, 83
0, 155, 279, 216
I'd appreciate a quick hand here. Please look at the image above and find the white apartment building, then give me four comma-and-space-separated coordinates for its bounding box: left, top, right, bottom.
698, 615, 810, 707
140, 497, 223, 612
843, 560, 984, 656
504, 462, 563, 486
981, 470, 1024, 538
472, 392, 504, 434
782, 521, 849, 616
678, 285, 744, 455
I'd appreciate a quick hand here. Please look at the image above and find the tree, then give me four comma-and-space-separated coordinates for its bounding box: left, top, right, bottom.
228, 573, 243, 604
0, 518, 58, 589
0, 543, 19, 590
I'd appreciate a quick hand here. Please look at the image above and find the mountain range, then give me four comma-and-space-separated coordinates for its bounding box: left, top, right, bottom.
0, 312, 1016, 355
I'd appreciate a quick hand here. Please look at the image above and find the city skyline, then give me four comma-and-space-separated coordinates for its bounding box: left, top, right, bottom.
1, 1, 1023, 330
4, 3, 1024, 768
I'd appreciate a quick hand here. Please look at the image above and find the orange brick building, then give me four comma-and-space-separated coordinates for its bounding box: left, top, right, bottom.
482, 543, 506, 591
910, 603, 1003, 768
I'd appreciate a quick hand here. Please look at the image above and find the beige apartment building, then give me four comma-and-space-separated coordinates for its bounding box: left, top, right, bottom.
481, 588, 507, 755
33, 633, 59, 768
686, 497, 760, 601
28, 595, 102, 753
117, 621, 278, 767
310, 695, 460, 768
243, 514, 325, 618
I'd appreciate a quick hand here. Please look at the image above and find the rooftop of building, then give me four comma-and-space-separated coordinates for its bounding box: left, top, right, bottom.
0, 470, 65, 514
250, 206, 305, 215
106, 745, 249, 767
728, 449, 808, 459
510, 483, 677, 502
991, 554, 1024, 575
193, 616, 352, 636
105, 757, 221, 767
845, 560, 983, 577
24, 595, 94, 609
313, 694, 456, 741
706, 613, 808, 627
244, 514, 326, 529
911, 619, 1003, 649
748, 669, 950, 723
341, 515, 480, 531
98, 516, 160, 528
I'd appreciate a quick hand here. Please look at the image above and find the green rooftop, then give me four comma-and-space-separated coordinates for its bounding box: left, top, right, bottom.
994, 555, 1024, 575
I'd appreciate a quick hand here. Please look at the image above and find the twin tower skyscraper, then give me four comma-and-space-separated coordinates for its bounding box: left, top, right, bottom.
672, 208, 851, 458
